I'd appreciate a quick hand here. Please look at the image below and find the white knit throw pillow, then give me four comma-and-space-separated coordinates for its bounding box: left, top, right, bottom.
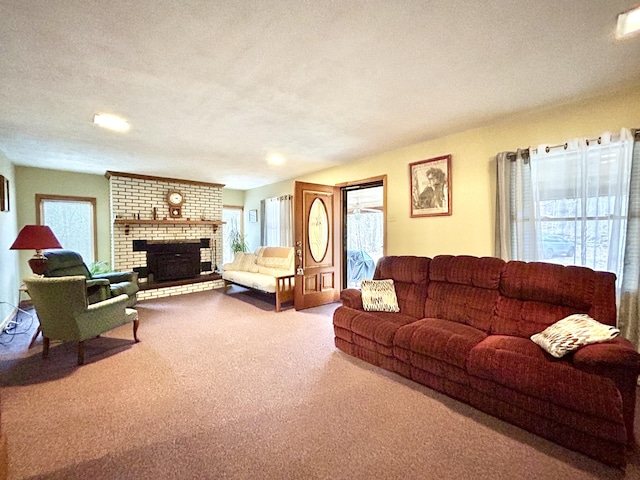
530, 314, 619, 358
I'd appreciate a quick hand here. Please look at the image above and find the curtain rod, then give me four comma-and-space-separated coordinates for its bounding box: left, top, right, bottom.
531, 130, 640, 154
507, 129, 637, 161
532, 136, 604, 154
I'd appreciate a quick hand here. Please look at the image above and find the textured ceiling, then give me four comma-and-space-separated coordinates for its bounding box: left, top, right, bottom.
1, 1, 639, 190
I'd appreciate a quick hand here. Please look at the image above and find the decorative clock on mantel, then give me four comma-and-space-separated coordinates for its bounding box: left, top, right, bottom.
166, 189, 185, 218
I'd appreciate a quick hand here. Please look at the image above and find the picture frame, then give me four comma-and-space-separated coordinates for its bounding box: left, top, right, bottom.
249, 209, 257, 223
0, 175, 7, 212
409, 154, 452, 218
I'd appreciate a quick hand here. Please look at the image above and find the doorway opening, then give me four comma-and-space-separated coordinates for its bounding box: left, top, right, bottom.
341, 177, 386, 289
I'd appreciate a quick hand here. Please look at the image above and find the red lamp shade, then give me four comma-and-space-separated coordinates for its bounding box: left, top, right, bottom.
10, 225, 63, 275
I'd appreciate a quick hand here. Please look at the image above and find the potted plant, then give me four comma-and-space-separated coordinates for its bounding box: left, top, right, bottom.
88, 260, 112, 275
229, 228, 249, 254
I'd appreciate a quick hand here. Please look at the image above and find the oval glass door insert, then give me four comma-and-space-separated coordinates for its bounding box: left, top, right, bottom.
308, 197, 329, 262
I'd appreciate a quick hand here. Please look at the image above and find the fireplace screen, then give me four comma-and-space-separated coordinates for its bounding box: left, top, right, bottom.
146, 241, 201, 282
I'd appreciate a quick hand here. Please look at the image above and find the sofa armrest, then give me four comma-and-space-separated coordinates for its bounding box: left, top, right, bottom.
86, 278, 110, 288
572, 337, 640, 446
86, 278, 110, 304
77, 294, 131, 338
572, 337, 640, 373
340, 288, 363, 310
94, 271, 138, 284
274, 274, 295, 312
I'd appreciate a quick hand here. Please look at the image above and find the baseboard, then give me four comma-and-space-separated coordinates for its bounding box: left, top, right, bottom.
0, 307, 17, 333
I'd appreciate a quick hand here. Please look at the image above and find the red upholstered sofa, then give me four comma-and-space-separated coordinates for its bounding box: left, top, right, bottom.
333, 255, 640, 467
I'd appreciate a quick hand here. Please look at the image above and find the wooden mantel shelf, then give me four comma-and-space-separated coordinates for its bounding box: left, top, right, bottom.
114, 219, 224, 226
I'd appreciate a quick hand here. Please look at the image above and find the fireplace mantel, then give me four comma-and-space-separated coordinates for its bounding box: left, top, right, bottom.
114, 219, 223, 227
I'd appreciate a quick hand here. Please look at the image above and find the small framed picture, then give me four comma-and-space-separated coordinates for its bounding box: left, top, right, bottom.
0, 175, 7, 212
410, 155, 452, 218
249, 209, 258, 223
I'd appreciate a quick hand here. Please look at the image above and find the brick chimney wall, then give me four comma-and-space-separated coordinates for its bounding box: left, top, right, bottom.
107, 172, 224, 299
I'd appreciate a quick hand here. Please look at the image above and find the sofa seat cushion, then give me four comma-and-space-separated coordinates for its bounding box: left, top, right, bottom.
333, 308, 417, 348
222, 270, 286, 293
394, 318, 487, 369
467, 335, 624, 423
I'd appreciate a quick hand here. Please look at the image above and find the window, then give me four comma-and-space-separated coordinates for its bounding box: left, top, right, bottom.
222, 206, 243, 265
36, 194, 97, 263
496, 129, 633, 283
260, 195, 293, 247
531, 140, 632, 272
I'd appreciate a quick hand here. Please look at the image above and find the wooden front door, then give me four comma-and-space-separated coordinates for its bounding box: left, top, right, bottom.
293, 181, 341, 310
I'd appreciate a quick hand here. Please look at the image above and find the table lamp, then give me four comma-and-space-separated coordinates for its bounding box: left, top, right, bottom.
10, 225, 63, 275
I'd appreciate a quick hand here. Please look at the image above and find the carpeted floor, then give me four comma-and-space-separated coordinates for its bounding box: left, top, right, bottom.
1, 286, 639, 479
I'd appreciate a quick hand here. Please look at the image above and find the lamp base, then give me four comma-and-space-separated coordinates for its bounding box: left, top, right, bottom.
28, 255, 48, 276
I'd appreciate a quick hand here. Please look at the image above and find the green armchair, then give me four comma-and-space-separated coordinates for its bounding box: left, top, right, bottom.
43, 249, 139, 307
24, 275, 139, 365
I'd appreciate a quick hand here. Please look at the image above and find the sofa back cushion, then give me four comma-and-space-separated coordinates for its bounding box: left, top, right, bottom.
492, 261, 617, 338
256, 247, 294, 273
424, 255, 504, 332
224, 252, 258, 273
373, 256, 430, 319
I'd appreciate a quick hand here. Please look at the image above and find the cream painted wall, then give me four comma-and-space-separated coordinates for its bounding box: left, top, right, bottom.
244, 86, 640, 256
222, 188, 244, 207
0, 151, 19, 326
14, 167, 111, 282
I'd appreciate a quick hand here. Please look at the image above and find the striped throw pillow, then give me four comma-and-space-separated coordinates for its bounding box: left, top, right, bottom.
361, 279, 400, 313
530, 314, 620, 358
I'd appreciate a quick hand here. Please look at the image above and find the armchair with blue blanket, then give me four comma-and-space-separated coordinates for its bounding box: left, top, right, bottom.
43, 249, 139, 307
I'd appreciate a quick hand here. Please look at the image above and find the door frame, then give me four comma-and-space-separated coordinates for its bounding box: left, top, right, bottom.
337, 175, 387, 289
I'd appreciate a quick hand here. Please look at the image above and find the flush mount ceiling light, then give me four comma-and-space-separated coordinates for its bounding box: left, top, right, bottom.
616, 5, 640, 38
93, 113, 130, 132
267, 154, 286, 166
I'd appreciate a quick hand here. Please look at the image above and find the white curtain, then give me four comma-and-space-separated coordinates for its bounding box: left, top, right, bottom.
261, 195, 293, 247
530, 130, 633, 275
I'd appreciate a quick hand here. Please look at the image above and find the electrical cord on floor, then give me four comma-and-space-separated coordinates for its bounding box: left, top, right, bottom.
0, 301, 35, 345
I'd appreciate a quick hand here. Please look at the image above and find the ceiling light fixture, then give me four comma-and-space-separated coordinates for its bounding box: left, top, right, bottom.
93, 113, 130, 132
267, 154, 286, 166
616, 5, 640, 38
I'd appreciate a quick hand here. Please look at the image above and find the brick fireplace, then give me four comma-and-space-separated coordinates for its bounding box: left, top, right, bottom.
106, 171, 225, 300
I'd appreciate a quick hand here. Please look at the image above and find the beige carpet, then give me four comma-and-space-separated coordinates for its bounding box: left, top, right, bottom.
1, 286, 639, 479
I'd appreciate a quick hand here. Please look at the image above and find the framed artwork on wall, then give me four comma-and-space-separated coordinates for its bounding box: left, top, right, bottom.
249, 209, 258, 223
0, 175, 7, 212
409, 154, 452, 218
